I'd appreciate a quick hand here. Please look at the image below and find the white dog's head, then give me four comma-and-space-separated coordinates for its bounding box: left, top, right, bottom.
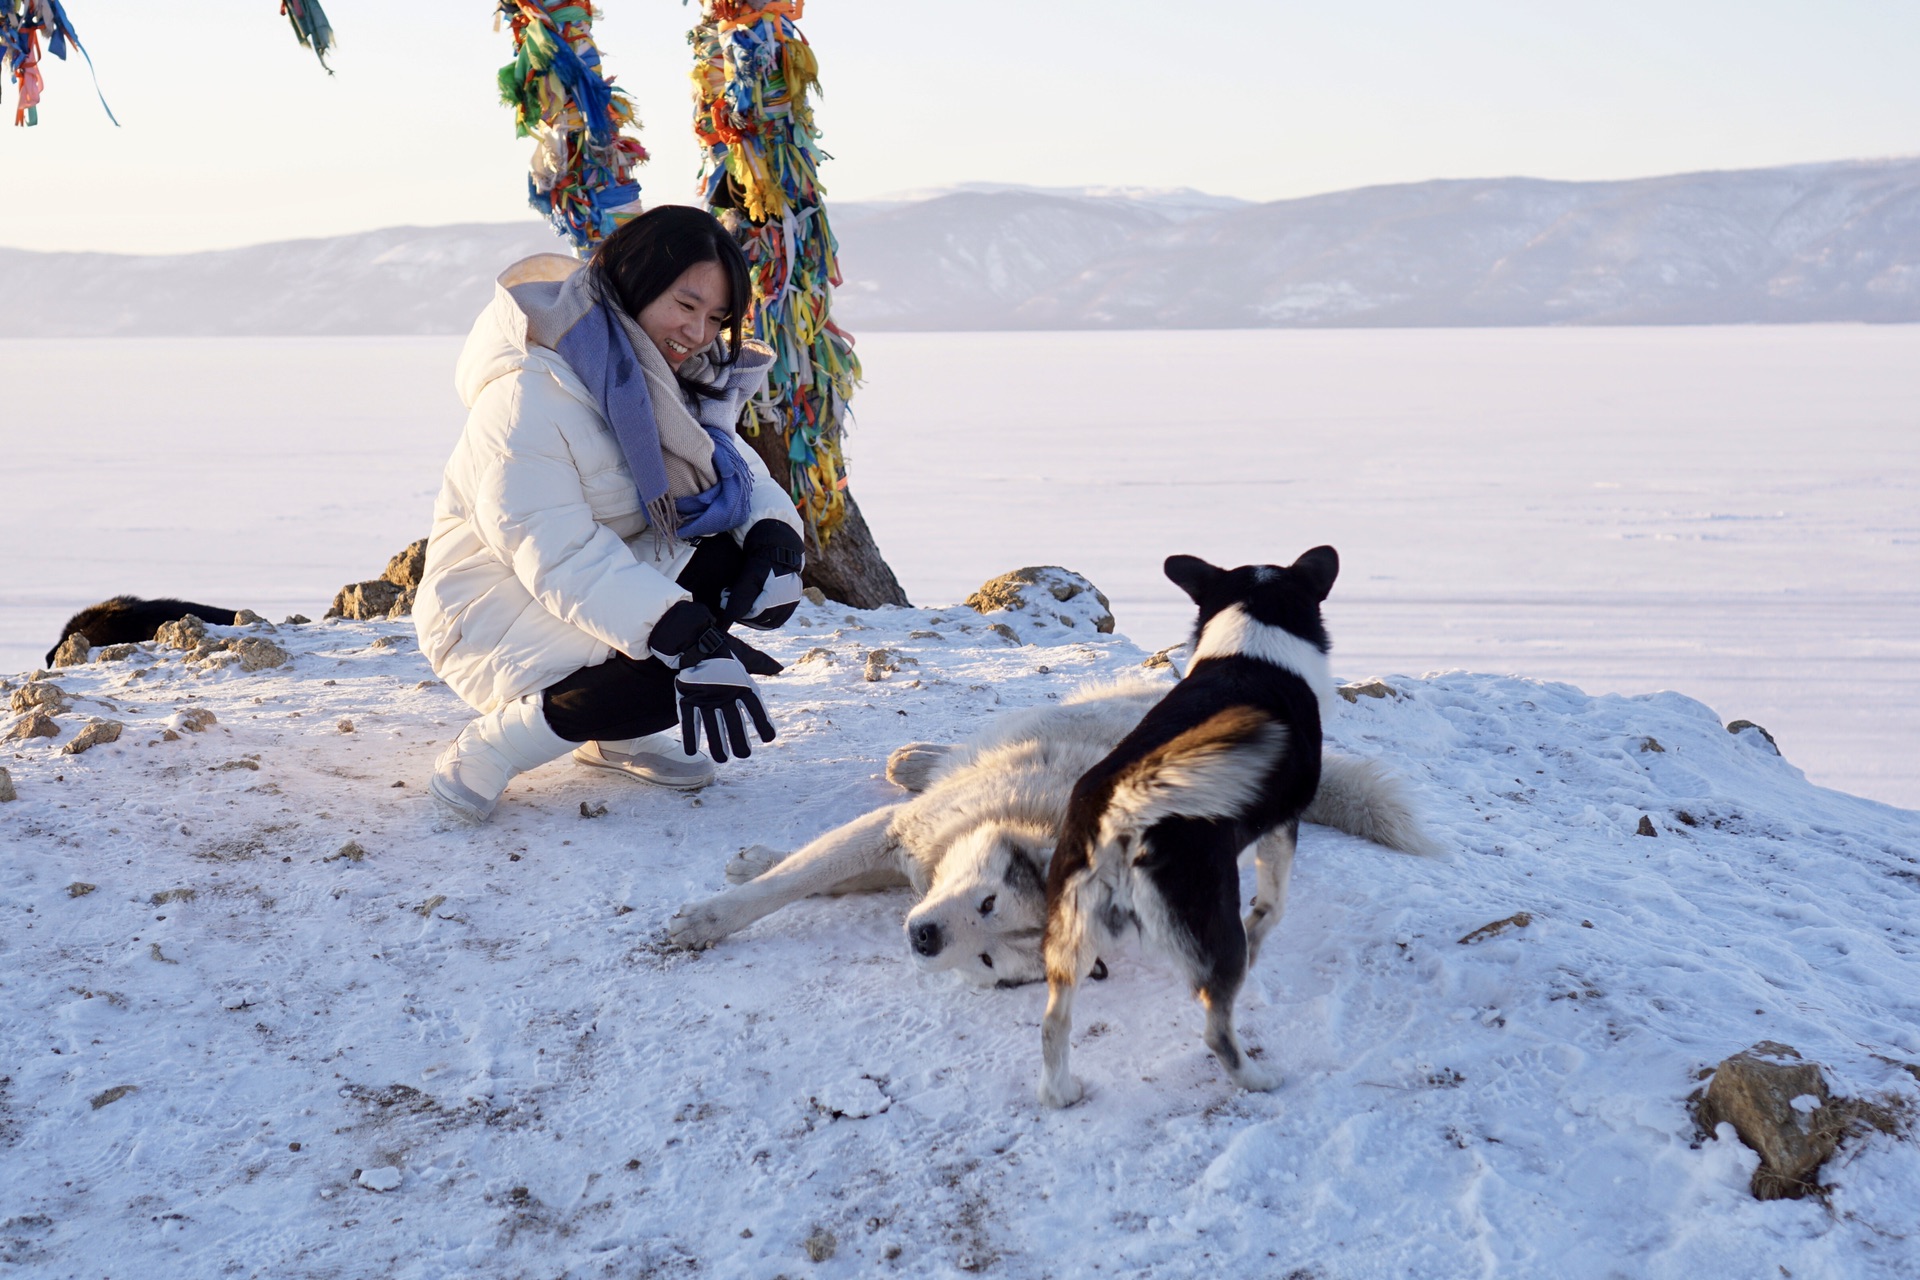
903, 820, 1052, 987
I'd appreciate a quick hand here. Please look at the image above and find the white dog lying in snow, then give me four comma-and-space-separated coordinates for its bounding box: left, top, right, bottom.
666, 681, 1432, 986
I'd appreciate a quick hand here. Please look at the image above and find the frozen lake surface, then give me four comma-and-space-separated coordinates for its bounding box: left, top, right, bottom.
3, 326, 1917, 808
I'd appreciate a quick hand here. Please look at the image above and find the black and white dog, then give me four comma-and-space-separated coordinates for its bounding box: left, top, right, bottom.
46, 595, 240, 665
1038, 547, 1343, 1108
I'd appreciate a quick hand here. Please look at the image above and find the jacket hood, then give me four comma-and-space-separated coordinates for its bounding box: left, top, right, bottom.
455, 254, 776, 413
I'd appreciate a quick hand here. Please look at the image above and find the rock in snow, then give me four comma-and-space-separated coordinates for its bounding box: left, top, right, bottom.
60, 720, 123, 755
327, 579, 404, 622
357, 1166, 403, 1193
811, 1074, 892, 1120
328, 538, 429, 620
1695, 1042, 1843, 1200
966, 565, 1115, 635
51, 632, 90, 667
3, 712, 59, 742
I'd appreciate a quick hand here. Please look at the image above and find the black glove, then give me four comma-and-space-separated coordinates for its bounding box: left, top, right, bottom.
719, 519, 805, 631
674, 655, 776, 762
647, 600, 731, 670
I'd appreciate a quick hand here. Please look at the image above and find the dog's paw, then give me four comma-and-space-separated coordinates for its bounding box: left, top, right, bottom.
1036, 1073, 1085, 1109
1230, 1063, 1282, 1093
885, 742, 953, 792
666, 899, 735, 950
725, 844, 787, 885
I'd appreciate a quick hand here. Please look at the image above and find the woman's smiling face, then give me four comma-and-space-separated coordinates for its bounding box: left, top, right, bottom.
635, 259, 731, 370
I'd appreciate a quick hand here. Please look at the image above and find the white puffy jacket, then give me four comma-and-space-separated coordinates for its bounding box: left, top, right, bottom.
414, 255, 802, 713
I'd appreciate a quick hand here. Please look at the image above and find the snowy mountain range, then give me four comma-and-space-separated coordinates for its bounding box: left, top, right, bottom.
6, 158, 1919, 335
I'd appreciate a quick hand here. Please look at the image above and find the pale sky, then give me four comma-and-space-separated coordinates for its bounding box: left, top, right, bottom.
3, 0, 1918, 253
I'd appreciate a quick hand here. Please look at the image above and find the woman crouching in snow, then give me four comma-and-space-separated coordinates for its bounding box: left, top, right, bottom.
414, 206, 806, 823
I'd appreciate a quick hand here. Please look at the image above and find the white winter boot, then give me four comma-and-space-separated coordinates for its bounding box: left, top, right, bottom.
429, 694, 575, 823
572, 730, 715, 790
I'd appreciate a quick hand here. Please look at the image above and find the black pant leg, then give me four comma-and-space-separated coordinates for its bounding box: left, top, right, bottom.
537, 535, 746, 742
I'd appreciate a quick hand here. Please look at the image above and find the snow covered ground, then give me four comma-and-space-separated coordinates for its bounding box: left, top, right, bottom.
2, 325, 1918, 1276
2, 605, 1917, 1277
4, 325, 1916, 806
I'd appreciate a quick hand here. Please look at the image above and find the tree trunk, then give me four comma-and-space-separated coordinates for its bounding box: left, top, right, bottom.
738, 427, 910, 609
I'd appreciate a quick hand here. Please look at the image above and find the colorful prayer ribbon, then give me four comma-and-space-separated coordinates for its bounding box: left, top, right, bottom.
692, 0, 860, 541
496, 0, 649, 255
2, 0, 116, 127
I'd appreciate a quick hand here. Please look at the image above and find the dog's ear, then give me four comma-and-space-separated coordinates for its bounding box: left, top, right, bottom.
1290, 545, 1339, 602
1164, 555, 1223, 604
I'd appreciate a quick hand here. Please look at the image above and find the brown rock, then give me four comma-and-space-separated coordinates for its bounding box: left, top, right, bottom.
93, 643, 141, 663
1457, 912, 1532, 945
0, 767, 14, 802
1338, 679, 1399, 703
232, 609, 267, 626
52, 632, 91, 667
9, 682, 70, 715
382, 538, 428, 590
1694, 1042, 1845, 1200
966, 566, 1114, 634
177, 708, 218, 733
327, 579, 403, 621
802, 1227, 837, 1263
385, 586, 418, 620
1726, 720, 1781, 755
4, 713, 60, 743
863, 649, 917, 683
1636, 815, 1658, 837
154, 614, 209, 650
62, 720, 125, 755
229, 637, 290, 672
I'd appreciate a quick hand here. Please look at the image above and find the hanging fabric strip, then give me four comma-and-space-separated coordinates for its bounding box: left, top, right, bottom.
282, 0, 335, 74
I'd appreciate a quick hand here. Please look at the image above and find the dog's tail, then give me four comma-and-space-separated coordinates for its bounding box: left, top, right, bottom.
1097, 708, 1289, 846
1306, 753, 1441, 856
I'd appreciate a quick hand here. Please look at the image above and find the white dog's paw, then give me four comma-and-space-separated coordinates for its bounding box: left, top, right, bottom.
725, 844, 787, 885
1230, 1063, 1282, 1093
666, 898, 736, 950
885, 742, 953, 792
1037, 1073, 1086, 1109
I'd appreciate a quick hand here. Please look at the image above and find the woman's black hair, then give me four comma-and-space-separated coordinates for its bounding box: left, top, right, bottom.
591, 205, 753, 400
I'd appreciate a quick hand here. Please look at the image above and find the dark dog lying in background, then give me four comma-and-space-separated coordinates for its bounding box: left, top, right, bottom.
46, 596, 240, 665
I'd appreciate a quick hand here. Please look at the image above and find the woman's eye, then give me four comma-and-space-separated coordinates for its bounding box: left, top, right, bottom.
978, 953, 994, 969
977, 895, 996, 916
